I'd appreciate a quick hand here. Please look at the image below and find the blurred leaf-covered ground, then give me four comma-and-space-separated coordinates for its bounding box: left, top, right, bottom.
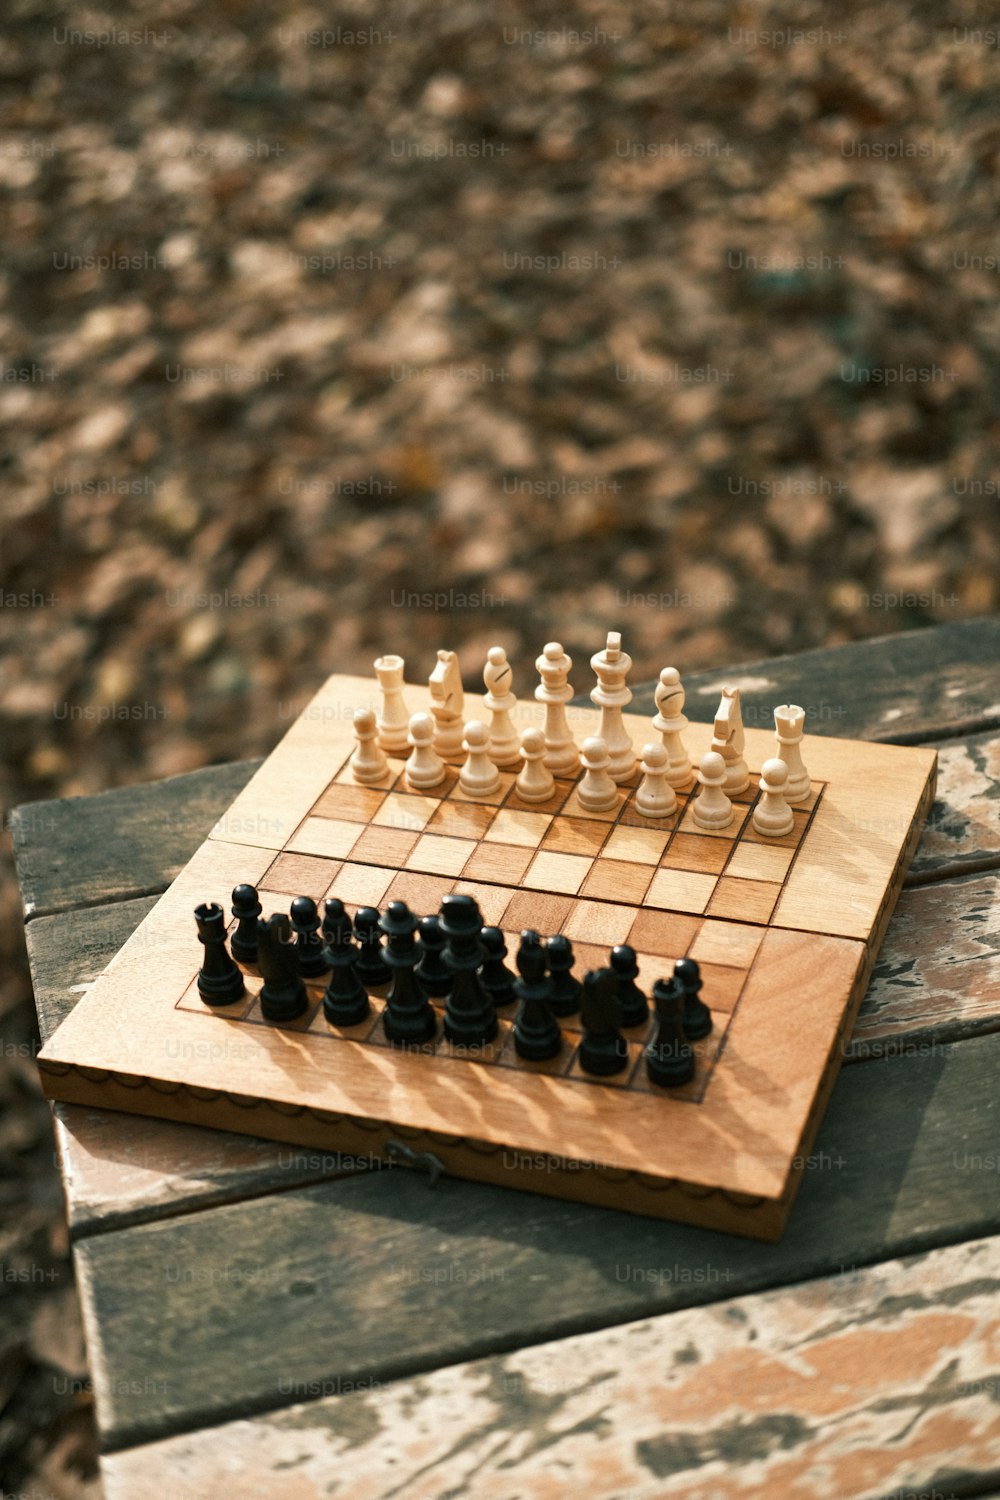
1, 0, 999, 1492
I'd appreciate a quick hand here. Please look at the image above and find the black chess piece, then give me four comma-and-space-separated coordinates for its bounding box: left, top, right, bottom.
380, 901, 437, 1046
645, 976, 695, 1087
354, 906, 391, 988
440, 893, 498, 1047
290, 895, 327, 977
480, 927, 516, 1009
321, 897, 348, 967
578, 968, 630, 1076
414, 913, 451, 997
610, 943, 649, 1028
256, 913, 308, 1022
230, 884, 261, 964
321, 902, 370, 1026
545, 934, 582, 1017
195, 901, 246, 1006
675, 957, 712, 1041
512, 931, 562, 1061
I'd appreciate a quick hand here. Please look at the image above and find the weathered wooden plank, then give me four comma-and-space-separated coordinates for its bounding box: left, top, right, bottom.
50, 1104, 373, 1241
850, 870, 1000, 1058
12, 623, 999, 922
620, 616, 1000, 742
908, 729, 1000, 883
10, 758, 260, 919
27, 895, 159, 1045
99, 1232, 1000, 1500
24, 897, 373, 1236
74, 1029, 1000, 1450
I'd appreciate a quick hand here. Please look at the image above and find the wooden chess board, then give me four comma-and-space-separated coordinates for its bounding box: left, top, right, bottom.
37, 671, 937, 1240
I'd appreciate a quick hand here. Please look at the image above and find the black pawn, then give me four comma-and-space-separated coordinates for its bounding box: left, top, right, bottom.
230, 884, 261, 964
512, 930, 562, 1061
578, 968, 630, 1076
414, 914, 452, 997
480, 927, 516, 1010
290, 895, 327, 977
440, 893, 498, 1047
321, 897, 348, 967
610, 943, 649, 1029
380, 901, 436, 1046
195, 901, 246, 1006
354, 906, 391, 988
545, 934, 582, 1017
321, 902, 369, 1027
645, 977, 695, 1088
675, 957, 712, 1041
256, 913, 308, 1022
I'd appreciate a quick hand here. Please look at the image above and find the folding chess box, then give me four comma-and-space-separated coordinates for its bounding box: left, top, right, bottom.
38, 671, 937, 1241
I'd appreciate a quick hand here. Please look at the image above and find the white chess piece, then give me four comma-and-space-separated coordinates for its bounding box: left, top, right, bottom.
483, 646, 521, 766
577, 736, 619, 813
459, 719, 500, 797
373, 654, 410, 753
534, 641, 579, 776
711, 686, 750, 794
692, 751, 734, 830
773, 704, 811, 803
752, 758, 795, 837
405, 712, 446, 790
634, 742, 677, 819
590, 631, 636, 783
428, 649, 465, 757
350, 707, 389, 785
652, 667, 695, 788
515, 727, 555, 803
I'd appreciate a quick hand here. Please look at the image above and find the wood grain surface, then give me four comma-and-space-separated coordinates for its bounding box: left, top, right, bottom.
98, 1232, 1000, 1500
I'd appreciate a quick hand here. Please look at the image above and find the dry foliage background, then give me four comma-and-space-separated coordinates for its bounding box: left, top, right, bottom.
1, 0, 998, 1493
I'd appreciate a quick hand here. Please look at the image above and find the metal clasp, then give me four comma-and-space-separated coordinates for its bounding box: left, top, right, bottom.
384, 1139, 446, 1185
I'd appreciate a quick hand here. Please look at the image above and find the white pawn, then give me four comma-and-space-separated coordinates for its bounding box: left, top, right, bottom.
459, 719, 500, 797
405, 712, 446, 790
350, 707, 389, 785
753, 758, 795, 837
515, 727, 555, 803
373, 653, 410, 753
577, 736, 619, 814
773, 704, 811, 804
692, 751, 734, 830
483, 646, 522, 766
653, 667, 695, 788
634, 742, 677, 819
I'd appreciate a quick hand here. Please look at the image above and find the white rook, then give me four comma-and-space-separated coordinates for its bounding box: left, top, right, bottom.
373, 653, 410, 754
774, 704, 811, 803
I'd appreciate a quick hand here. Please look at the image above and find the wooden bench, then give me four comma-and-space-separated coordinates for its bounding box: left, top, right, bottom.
14, 621, 1000, 1500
